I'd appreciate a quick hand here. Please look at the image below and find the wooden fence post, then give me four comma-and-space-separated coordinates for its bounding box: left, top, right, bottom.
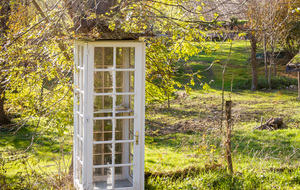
225, 100, 233, 174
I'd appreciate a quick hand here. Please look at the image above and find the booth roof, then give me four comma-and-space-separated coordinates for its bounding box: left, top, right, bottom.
73, 28, 155, 41
286, 53, 300, 73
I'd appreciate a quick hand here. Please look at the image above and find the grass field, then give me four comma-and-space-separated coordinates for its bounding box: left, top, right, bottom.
1, 40, 300, 189
145, 40, 300, 189
182, 40, 297, 90
145, 89, 300, 189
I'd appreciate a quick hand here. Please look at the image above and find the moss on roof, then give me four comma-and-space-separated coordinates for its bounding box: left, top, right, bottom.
289, 53, 300, 64
286, 52, 300, 72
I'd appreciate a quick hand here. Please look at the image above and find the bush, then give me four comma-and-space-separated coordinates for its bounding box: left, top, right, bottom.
234, 76, 297, 90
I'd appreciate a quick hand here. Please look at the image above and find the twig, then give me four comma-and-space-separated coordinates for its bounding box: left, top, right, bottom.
254, 117, 273, 130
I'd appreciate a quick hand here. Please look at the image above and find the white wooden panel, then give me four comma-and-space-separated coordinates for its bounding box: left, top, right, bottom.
85, 42, 94, 189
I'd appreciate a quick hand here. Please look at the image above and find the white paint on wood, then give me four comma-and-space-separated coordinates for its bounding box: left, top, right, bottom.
74, 40, 145, 190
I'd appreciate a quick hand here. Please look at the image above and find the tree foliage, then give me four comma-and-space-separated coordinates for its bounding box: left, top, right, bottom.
0, 0, 73, 126
0, 0, 215, 120
285, 2, 300, 55
104, 0, 210, 107
245, 0, 298, 90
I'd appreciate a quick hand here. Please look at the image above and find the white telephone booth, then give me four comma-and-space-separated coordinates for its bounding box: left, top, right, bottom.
73, 40, 145, 190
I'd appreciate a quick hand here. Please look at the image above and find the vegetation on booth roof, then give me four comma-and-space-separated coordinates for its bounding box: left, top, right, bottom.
289, 53, 300, 64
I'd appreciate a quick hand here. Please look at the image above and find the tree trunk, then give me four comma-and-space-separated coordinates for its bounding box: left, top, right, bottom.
268, 37, 275, 89
263, 33, 268, 78
250, 33, 258, 91
0, 89, 10, 125
268, 62, 271, 89
297, 71, 300, 100
0, 0, 11, 125
63, 0, 120, 33
271, 36, 276, 77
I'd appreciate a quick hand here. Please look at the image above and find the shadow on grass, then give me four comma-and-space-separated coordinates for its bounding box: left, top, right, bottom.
0, 124, 70, 155
232, 129, 299, 160
148, 107, 200, 118
146, 123, 299, 163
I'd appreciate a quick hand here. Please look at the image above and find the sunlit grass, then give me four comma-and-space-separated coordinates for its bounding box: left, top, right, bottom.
0, 119, 72, 186
145, 88, 300, 189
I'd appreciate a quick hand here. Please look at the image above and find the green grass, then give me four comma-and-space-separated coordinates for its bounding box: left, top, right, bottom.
146, 169, 300, 190
145, 89, 300, 189
0, 119, 73, 188
180, 40, 252, 90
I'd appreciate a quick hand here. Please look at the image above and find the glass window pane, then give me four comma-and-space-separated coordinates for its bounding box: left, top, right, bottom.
93, 154, 112, 165
94, 144, 113, 154
77, 160, 83, 184
93, 144, 112, 165
94, 71, 113, 93
115, 142, 133, 164
116, 95, 134, 117
75, 69, 79, 90
94, 133, 112, 142
81, 46, 84, 67
75, 92, 79, 112
93, 168, 103, 177
79, 93, 83, 114
115, 166, 122, 175
77, 45, 83, 68
94, 120, 113, 141
116, 119, 134, 140
116, 71, 134, 93
79, 139, 83, 161
76, 137, 80, 157
116, 47, 135, 69
79, 116, 83, 138
93, 167, 113, 189
93, 155, 102, 165
115, 153, 122, 165
94, 96, 113, 117
94, 47, 113, 69
115, 143, 123, 153
114, 166, 133, 188
130, 166, 133, 177
76, 45, 80, 67
79, 69, 83, 90
75, 114, 79, 136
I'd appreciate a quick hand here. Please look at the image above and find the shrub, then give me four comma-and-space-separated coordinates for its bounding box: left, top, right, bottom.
234, 76, 297, 90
